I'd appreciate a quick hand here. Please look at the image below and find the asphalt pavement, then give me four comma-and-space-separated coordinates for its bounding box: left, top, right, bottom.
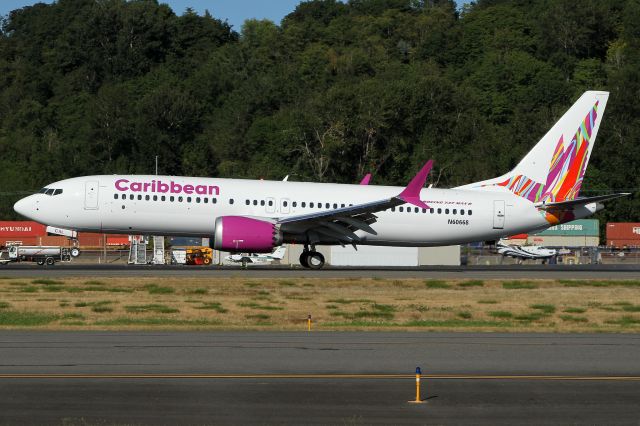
1, 332, 639, 425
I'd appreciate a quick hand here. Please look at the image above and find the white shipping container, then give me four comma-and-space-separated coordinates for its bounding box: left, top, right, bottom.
330, 246, 418, 266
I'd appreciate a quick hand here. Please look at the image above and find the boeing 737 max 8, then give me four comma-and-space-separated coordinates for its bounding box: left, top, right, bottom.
14, 91, 628, 268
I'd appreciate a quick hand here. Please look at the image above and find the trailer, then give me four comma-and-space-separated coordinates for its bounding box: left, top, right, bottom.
2, 245, 79, 265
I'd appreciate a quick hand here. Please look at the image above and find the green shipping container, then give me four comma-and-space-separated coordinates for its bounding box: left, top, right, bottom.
533, 219, 599, 237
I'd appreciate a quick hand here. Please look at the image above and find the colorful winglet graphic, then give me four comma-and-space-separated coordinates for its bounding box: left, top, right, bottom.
359, 173, 372, 185
397, 160, 433, 209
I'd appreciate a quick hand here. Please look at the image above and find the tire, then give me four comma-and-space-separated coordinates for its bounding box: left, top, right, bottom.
37, 259, 45, 266
45, 257, 55, 266
299, 251, 309, 268
70, 247, 81, 257
203, 257, 212, 265
307, 251, 325, 269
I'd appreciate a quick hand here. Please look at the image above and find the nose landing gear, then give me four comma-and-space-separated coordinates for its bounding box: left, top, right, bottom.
299, 245, 325, 269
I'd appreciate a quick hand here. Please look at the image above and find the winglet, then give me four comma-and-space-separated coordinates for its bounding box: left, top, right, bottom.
397, 160, 433, 209
359, 173, 372, 185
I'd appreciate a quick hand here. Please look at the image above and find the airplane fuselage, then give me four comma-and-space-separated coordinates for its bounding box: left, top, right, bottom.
14, 174, 599, 247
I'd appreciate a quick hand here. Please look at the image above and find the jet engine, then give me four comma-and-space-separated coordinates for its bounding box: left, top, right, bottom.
213, 216, 282, 252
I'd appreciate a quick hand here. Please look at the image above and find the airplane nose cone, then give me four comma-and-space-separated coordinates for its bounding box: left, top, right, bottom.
14, 197, 33, 219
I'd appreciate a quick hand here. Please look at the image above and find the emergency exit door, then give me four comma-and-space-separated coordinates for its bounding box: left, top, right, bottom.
84, 181, 99, 210
493, 200, 505, 229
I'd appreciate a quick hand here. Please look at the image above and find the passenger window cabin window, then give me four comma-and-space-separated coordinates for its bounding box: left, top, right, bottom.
422, 208, 427, 213
333, 203, 337, 209
170, 196, 175, 202
453, 209, 457, 215
121, 194, 126, 200
196, 197, 201, 203
130, 194, 135, 200
203, 198, 208, 204
293, 201, 297, 207
399, 207, 404, 212
310, 202, 314, 208
283, 201, 288, 207
230, 199, 234, 204
391, 207, 395, 212
253, 200, 257, 206
325, 203, 330, 209
460, 209, 464, 215
430, 208, 434, 214
162, 196, 166, 201
437, 208, 442, 214
213, 198, 217, 204
341, 204, 345, 208
445, 208, 449, 214
113, 194, 118, 200
468, 210, 472, 216
267, 200, 272, 206
144, 195, 149, 201
260, 200, 265, 206
187, 197, 192, 203
137, 195, 142, 200
178, 196, 183, 202
153, 195, 158, 201
245, 200, 250, 205
302, 202, 306, 208
414, 207, 419, 213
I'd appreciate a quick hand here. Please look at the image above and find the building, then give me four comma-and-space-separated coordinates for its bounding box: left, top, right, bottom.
527, 219, 599, 247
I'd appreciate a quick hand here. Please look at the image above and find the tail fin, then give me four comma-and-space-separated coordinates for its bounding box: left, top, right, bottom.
271, 245, 287, 259
460, 91, 609, 203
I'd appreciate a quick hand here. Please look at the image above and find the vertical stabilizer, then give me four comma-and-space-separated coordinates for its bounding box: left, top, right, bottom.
460, 91, 609, 203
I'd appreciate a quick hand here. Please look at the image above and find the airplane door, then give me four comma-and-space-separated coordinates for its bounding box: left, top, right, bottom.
84, 181, 99, 210
266, 197, 276, 214
280, 198, 290, 214
493, 200, 505, 229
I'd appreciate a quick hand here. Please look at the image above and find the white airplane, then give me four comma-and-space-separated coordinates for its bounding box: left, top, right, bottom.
14, 91, 628, 269
225, 245, 287, 267
496, 241, 560, 263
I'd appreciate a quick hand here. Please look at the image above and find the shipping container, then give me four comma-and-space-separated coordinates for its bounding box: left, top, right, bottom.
0, 221, 46, 237
0, 237, 39, 246
106, 235, 130, 246
527, 235, 599, 247
606, 223, 640, 241
533, 219, 599, 237
606, 239, 640, 248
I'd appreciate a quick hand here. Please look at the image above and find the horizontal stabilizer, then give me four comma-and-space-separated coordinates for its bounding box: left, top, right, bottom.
536, 193, 630, 210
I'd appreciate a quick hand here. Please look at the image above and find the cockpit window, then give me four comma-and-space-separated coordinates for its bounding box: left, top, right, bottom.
39, 187, 63, 196
53, 189, 63, 195
45, 189, 55, 195
39, 188, 49, 194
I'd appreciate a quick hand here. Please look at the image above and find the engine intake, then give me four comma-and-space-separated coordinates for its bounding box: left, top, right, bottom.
213, 216, 282, 252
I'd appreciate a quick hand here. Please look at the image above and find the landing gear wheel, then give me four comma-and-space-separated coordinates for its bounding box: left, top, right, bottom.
70, 247, 81, 257
45, 257, 55, 266
299, 251, 310, 268
307, 252, 325, 269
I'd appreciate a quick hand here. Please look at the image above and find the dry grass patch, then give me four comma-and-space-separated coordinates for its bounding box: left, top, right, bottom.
0, 277, 636, 331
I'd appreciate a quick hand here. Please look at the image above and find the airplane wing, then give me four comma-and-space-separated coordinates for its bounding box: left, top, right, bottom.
535, 193, 630, 210
277, 161, 433, 246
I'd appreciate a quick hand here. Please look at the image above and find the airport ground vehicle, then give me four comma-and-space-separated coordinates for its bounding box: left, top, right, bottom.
171, 247, 213, 265
0, 245, 78, 265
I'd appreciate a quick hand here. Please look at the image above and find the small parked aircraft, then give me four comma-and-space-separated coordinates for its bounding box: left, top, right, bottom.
496, 241, 569, 263
225, 245, 287, 267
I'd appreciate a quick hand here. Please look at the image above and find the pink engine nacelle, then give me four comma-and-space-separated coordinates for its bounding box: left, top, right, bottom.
213, 216, 282, 253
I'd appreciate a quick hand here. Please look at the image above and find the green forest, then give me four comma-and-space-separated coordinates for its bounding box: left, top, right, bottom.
0, 0, 638, 222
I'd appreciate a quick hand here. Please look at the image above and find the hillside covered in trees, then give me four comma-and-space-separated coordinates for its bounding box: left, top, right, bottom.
0, 0, 638, 222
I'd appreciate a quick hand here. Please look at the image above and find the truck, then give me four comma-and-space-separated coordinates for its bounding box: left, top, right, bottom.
0, 245, 79, 265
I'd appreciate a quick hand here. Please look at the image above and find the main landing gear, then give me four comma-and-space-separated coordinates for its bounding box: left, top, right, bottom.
299, 245, 325, 269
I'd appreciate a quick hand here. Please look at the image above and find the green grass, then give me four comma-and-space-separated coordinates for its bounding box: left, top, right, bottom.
325, 304, 338, 310
0, 310, 58, 326
246, 313, 270, 321
61, 313, 85, 320
622, 305, 640, 312
559, 315, 588, 323
187, 288, 208, 295
194, 302, 228, 313
278, 280, 296, 287
403, 319, 513, 328
530, 304, 556, 314
488, 311, 514, 318
458, 280, 484, 288
477, 299, 498, 304
244, 282, 259, 288
84, 280, 105, 286
326, 298, 373, 304
94, 317, 222, 326
19, 286, 38, 293
0, 302, 10, 309
563, 307, 586, 314
41, 285, 65, 292
559, 280, 640, 288
31, 279, 63, 285
502, 281, 538, 290
237, 302, 284, 311
324, 321, 396, 327
605, 316, 640, 326
457, 311, 472, 319
142, 284, 175, 294
92, 306, 113, 313
424, 280, 451, 289
513, 312, 545, 321
125, 304, 179, 314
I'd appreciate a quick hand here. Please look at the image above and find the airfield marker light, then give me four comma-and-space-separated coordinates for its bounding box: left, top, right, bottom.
307, 314, 312, 332
408, 366, 426, 404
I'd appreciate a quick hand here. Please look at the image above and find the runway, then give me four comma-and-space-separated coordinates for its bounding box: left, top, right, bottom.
1, 332, 639, 424
3, 263, 640, 279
